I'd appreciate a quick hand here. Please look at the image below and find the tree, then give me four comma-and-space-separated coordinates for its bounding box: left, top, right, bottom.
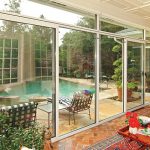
100, 35, 117, 76
31, 15, 53, 43
2, 0, 28, 33
101, 21, 125, 33
60, 17, 126, 77
5, 0, 21, 13
60, 17, 95, 77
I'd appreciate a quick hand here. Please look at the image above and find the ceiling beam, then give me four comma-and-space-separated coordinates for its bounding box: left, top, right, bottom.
100, 0, 112, 2
122, 0, 139, 7
125, 1, 150, 12
144, 16, 150, 19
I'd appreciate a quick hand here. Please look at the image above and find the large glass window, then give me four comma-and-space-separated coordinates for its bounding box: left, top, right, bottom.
99, 35, 123, 120
0, 38, 18, 84
145, 43, 150, 104
0, 19, 56, 137
146, 31, 150, 40
100, 17, 143, 39
0, 0, 148, 140
127, 41, 143, 109
59, 28, 96, 135
0, 0, 95, 29
35, 40, 52, 80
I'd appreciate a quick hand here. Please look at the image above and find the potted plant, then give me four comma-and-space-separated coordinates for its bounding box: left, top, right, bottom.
112, 45, 138, 101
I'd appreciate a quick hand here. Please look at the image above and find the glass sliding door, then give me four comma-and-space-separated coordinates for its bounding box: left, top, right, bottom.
127, 41, 143, 109
0, 20, 56, 136
145, 43, 150, 104
99, 35, 123, 120
59, 28, 96, 135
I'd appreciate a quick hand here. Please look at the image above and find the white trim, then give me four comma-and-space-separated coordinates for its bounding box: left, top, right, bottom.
19, 34, 24, 82
141, 43, 145, 104
96, 14, 100, 123
144, 30, 146, 104
99, 30, 146, 43
59, 24, 97, 33
123, 39, 127, 112
0, 11, 57, 28
144, 29, 146, 41
55, 27, 59, 137
125, 37, 145, 44
0, 11, 148, 43
127, 104, 146, 112
0, 11, 97, 34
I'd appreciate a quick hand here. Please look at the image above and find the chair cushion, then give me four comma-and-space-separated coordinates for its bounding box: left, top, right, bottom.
82, 90, 91, 95
59, 97, 72, 106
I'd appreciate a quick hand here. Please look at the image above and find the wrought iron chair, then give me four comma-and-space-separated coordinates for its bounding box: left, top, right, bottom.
61, 91, 93, 125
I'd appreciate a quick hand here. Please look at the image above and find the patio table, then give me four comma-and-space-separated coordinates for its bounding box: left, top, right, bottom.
38, 103, 67, 128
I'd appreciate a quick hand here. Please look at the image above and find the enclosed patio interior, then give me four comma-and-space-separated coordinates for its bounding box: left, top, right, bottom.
0, 0, 150, 148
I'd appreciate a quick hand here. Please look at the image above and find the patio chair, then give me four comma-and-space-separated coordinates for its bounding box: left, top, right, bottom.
60, 91, 93, 125
0, 101, 38, 129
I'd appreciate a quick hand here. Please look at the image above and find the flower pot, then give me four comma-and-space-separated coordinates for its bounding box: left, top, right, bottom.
117, 88, 132, 101
117, 88, 122, 100
44, 128, 53, 150
129, 127, 138, 134
44, 140, 52, 150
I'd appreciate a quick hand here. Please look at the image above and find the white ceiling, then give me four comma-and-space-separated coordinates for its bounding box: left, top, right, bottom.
34, 0, 150, 29
100, 0, 150, 23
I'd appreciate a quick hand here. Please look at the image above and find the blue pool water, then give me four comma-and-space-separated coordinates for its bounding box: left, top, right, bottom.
0, 79, 94, 100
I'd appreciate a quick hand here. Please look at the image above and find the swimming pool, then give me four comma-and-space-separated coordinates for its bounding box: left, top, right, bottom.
0, 79, 94, 100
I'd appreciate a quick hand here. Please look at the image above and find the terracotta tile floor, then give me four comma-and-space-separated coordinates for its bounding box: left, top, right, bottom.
52, 106, 150, 150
